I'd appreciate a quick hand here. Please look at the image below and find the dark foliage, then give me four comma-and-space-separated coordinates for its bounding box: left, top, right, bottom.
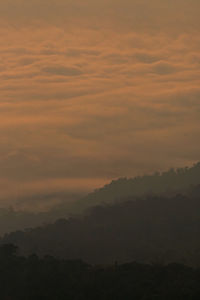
0, 245, 200, 300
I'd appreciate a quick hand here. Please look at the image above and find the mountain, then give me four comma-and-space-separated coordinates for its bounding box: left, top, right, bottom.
1, 161, 200, 237
79, 162, 200, 208
2, 184, 200, 266
0, 193, 83, 237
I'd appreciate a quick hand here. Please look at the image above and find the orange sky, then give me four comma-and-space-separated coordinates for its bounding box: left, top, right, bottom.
0, 0, 200, 209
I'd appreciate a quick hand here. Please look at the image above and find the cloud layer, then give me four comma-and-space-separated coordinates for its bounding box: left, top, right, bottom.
0, 0, 200, 209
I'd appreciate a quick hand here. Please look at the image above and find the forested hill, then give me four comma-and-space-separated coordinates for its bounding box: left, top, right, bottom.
0, 162, 200, 237
2, 184, 200, 266
80, 162, 200, 208
0, 244, 200, 300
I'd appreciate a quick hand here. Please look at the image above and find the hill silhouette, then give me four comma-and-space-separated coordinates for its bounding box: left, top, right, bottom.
2, 183, 200, 266
1, 162, 200, 236
80, 162, 200, 208
0, 244, 200, 300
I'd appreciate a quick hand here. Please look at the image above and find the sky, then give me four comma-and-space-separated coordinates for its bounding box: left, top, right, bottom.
0, 0, 200, 209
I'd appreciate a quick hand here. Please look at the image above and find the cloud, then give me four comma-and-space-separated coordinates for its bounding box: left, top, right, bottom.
0, 0, 200, 34
0, 2, 199, 209
42, 65, 83, 76
0, 177, 108, 210
150, 61, 178, 75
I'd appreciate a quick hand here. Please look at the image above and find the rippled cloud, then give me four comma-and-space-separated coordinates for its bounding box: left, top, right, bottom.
0, 0, 200, 208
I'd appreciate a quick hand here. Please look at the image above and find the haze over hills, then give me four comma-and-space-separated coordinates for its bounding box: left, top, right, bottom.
0, 162, 200, 236
0, 192, 84, 237
81, 162, 200, 208
1, 164, 200, 266
1, 0, 200, 298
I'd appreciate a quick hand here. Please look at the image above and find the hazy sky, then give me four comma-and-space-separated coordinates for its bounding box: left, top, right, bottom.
0, 0, 200, 208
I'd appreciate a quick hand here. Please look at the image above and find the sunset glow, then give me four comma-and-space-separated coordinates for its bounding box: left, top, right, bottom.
1, 0, 200, 208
